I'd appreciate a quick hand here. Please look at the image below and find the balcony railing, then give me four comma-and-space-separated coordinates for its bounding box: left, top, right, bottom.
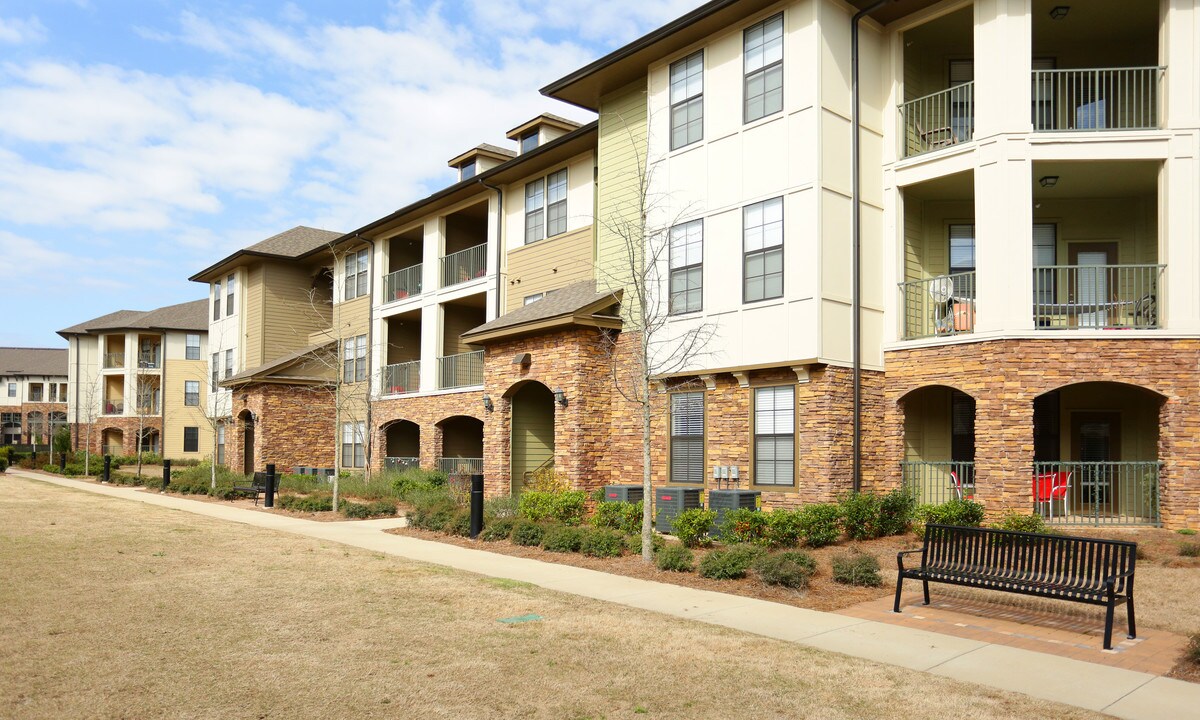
138, 351, 161, 369
384, 456, 419, 472
1032, 67, 1163, 132
1033, 264, 1163, 330
438, 457, 483, 476
381, 361, 420, 395
103, 352, 125, 369
103, 401, 124, 415
102, 444, 123, 457
440, 243, 487, 288
437, 350, 483, 390
901, 461, 976, 505
900, 82, 974, 158
384, 264, 423, 302
899, 271, 976, 340
1033, 461, 1160, 526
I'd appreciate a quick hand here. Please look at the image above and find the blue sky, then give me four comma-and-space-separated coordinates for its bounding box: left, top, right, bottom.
1, 0, 695, 347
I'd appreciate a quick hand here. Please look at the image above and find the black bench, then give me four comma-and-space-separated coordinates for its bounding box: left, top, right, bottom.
895, 523, 1137, 649
233, 472, 269, 506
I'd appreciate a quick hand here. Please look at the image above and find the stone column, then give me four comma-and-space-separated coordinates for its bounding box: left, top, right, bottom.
974, 388, 1035, 516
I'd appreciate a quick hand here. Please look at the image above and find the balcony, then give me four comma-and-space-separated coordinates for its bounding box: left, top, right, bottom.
437, 350, 483, 390
384, 456, 419, 472
103, 352, 125, 369
1033, 264, 1163, 329
138, 350, 161, 369
1032, 67, 1163, 133
1033, 461, 1160, 527
901, 461, 976, 505
103, 401, 124, 415
440, 243, 487, 288
899, 272, 976, 341
381, 361, 420, 396
383, 264, 422, 302
900, 83, 975, 159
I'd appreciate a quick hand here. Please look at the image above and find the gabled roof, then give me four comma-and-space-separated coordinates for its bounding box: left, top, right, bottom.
221, 341, 336, 388
189, 225, 344, 283
461, 281, 622, 344
505, 113, 584, 140
58, 299, 209, 337
0, 347, 68, 377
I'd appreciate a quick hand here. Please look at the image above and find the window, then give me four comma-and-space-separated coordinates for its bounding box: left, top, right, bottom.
48, 384, 58, 402
754, 385, 794, 486
342, 421, 365, 468
524, 293, 544, 305
669, 219, 703, 314
224, 349, 233, 379
6, 383, 14, 397
948, 223, 976, 298
59, 383, 67, 400
212, 282, 221, 320
211, 352, 219, 391
343, 334, 367, 383
670, 51, 704, 150
744, 14, 784, 123
185, 334, 201, 360
226, 274, 236, 315
28, 383, 43, 402
344, 249, 369, 300
216, 424, 226, 465
460, 160, 476, 180
520, 131, 538, 154
743, 197, 784, 302
184, 380, 200, 407
183, 427, 199, 453
670, 392, 705, 484
524, 169, 568, 244
1033, 223, 1057, 312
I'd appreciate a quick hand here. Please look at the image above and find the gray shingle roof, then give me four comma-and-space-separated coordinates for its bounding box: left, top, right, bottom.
245, 226, 345, 257
462, 281, 620, 339
59, 299, 209, 336
222, 341, 335, 384
0, 347, 67, 376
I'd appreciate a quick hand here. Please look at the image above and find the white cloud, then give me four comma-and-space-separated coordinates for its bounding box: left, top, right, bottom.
0, 15, 47, 45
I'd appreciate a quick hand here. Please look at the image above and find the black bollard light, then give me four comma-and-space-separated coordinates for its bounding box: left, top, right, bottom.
59, 453, 67, 471
103, 455, 111, 483
264, 463, 276, 508
469, 473, 484, 539
161, 459, 171, 492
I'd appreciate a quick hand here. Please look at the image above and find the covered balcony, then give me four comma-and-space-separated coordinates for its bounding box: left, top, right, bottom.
898, 170, 976, 340
383, 419, 419, 471
103, 335, 125, 370
384, 226, 423, 303
103, 376, 124, 415
437, 415, 483, 477
899, 5, 973, 158
136, 378, 161, 415
440, 200, 488, 288
137, 335, 162, 369
900, 385, 976, 506
437, 296, 485, 390
381, 311, 421, 396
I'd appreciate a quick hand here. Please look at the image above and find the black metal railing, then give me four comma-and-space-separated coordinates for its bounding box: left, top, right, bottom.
901, 461, 976, 505
899, 272, 977, 340
1033, 461, 1161, 526
1033, 264, 1164, 329
1032, 67, 1164, 132
900, 82, 974, 158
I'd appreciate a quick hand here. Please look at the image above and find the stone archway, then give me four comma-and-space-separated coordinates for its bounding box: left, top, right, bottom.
239, 410, 255, 475
435, 415, 484, 476
507, 381, 555, 494
382, 419, 420, 471
898, 384, 976, 504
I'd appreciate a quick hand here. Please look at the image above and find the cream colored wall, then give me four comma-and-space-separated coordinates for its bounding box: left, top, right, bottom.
504, 225, 594, 311
502, 151, 595, 250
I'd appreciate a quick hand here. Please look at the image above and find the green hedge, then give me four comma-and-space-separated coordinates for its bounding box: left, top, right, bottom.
518, 490, 588, 525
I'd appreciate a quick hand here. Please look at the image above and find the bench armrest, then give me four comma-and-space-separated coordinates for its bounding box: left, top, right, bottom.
897, 548, 924, 573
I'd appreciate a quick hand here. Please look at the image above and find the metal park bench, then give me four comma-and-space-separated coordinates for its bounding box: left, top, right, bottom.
233, 472, 268, 506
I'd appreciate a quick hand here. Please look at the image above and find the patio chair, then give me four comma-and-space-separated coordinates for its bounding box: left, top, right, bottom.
1033, 471, 1072, 517
949, 470, 974, 501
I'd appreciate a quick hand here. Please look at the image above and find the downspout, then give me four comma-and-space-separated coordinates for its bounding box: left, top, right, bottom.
358, 232, 376, 474
851, 0, 888, 493
477, 178, 504, 318
73, 336, 79, 451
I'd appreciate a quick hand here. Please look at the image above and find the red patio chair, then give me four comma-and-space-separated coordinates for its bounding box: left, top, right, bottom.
949, 470, 974, 501
1033, 471, 1072, 516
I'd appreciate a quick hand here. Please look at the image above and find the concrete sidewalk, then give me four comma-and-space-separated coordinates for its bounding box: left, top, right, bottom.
12, 469, 1198, 720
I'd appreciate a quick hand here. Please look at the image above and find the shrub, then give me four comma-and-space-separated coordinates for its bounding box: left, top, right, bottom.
626, 532, 665, 556
518, 490, 588, 525
753, 551, 817, 589
1177, 528, 1198, 536
840, 492, 882, 541
389, 467, 448, 500
481, 518, 516, 542
831, 550, 882, 587
592, 501, 642, 534
541, 525, 585, 553
655, 544, 694, 572
765, 509, 805, 548
445, 511, 472, 537
669, 508, 717, 548
878, 488, 918, 536
1186, 634, 1200, 666
342, 502, 372, 519
720, 508, 771, 546
524, 466, 569, 493
914, 499, 986, 537
511, 520, 546, 547
484, 496, 520, 521
210, 487, 238, 501
580, 528, 625, 558
698, 544, 766, 580
278, 494, 334, 512
992, 511, 1048, 534
797, 504, 842, 547
1180, 542, 1200, 558
366, 500, 398, 517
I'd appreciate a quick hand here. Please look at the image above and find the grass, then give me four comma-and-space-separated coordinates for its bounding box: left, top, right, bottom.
0, 475, 1111, 720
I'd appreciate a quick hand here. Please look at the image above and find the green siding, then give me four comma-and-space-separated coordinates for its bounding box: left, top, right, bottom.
596, 79, 648, 309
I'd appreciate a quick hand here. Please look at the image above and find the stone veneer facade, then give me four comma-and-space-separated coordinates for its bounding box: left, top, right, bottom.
881, 338, 1200, 529
79, 416, 163, 456
227, 383, 336, 473
19, 401, 67, 444
371, 392, 485, 471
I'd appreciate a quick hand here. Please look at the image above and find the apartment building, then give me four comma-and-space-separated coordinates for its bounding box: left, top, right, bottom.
59, 300, 211, 460
0, 347, 68, 447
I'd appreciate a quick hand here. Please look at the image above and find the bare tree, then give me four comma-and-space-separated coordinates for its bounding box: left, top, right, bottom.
77, 378, 100, 476
132, 354, 161, 478
595, 109, 718, 562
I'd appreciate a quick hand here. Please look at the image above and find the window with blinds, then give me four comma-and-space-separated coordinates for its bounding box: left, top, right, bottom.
950, 390, 975, 463
1033, 223, 1057, 310
948, 224, 975, 298
670, 392, 705, 484
754, 386, 794, 487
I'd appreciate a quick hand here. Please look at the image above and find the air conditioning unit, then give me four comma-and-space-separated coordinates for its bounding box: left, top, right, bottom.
708, 489, 761, 535
655, 487, 703, 535
294, 466, 311, 476
602, 484, 645, 503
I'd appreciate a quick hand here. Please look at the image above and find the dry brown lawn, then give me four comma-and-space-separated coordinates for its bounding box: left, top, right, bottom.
0, 475, 1109, 720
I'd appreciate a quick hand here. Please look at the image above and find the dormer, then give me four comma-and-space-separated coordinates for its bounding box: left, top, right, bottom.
505, 114, 583, 155
448, 144, 516, 181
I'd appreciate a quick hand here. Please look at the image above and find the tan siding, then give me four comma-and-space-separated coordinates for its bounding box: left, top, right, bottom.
505, 225, 594, 311
332, 295, 371, 342
904, 199, 923, 283
262, 262, 331, 360
596, 80, 648, 302
442, 304, 485, 356
161, 357, 211, 459
244, 265, 265, 369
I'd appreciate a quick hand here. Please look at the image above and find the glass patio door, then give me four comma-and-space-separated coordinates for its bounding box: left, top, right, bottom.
1075, 250, 1109, 327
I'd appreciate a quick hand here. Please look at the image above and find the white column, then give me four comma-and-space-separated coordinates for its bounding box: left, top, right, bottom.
973, 0, 1032, 139
975, 150, 1035, 332
1163, 154, 1199, 331
419, 304, 439, 393
1162, 0, 1199, 130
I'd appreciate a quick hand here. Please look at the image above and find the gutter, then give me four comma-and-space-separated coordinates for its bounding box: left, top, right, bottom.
359, 233, 376, 473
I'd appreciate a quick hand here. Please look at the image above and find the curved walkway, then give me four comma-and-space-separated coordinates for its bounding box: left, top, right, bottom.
11, 469, 1197, 720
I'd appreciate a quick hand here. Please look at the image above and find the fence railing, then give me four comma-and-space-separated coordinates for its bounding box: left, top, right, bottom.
1032, 67, 1164, 132
899, 271, 977, 340
440, 243, 487, 288
102, 444, 123, 457
901, 461, 976, 505
381, 361, 420, 395
1032, 264, 1163, 330
138, 351, 161, 368
383, 263, 423, 301
900, 82, 974, 158
103, 401, 124, 415
438, 457, 483, 476
103, 352, 125, 369
437, 350, 483, 389
1033, 461, 1161, 526
384, 456, 419, 472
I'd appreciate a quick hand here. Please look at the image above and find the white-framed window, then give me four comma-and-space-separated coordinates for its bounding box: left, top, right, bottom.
48, 383, 58, 402
183, 426, 199, 453
212, 281, 221, 321
343, 335, 367, 383
6, 382, 14, 398
743, 197, 784, 302
344, 249, 369, 300
185, 334, 201, 360
669, 219, 703, 314
211, 352, 219, 391
524, 293, 544, 305
670, 392, 705, 484
342, 421, 365, 468
949, 223, 976, 298
216, 423, 226, 466
670, 50, 704, 150
224, 349, 233, 379
753, 385, 795, 487
225, 274, 236, 316
28, 383, 43, 402
744, 13, 784, 123
184, 380, 200, 407
524, 168, 568, 244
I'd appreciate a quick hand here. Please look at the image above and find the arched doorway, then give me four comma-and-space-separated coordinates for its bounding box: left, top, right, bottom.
899, 385, 975, 505
436, 416, 483, 476
509, 382, 555, 494
101, 428, 124, 457
240, 411, 255, 474
383, 420, 420, 471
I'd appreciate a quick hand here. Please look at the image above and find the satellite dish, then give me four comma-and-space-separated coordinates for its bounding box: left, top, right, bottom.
928, 276, 954, 303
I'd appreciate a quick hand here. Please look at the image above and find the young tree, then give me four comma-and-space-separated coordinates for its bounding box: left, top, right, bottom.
595, 109, 717, 562
77, 378, 100, 476
132, 357, 160, 478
